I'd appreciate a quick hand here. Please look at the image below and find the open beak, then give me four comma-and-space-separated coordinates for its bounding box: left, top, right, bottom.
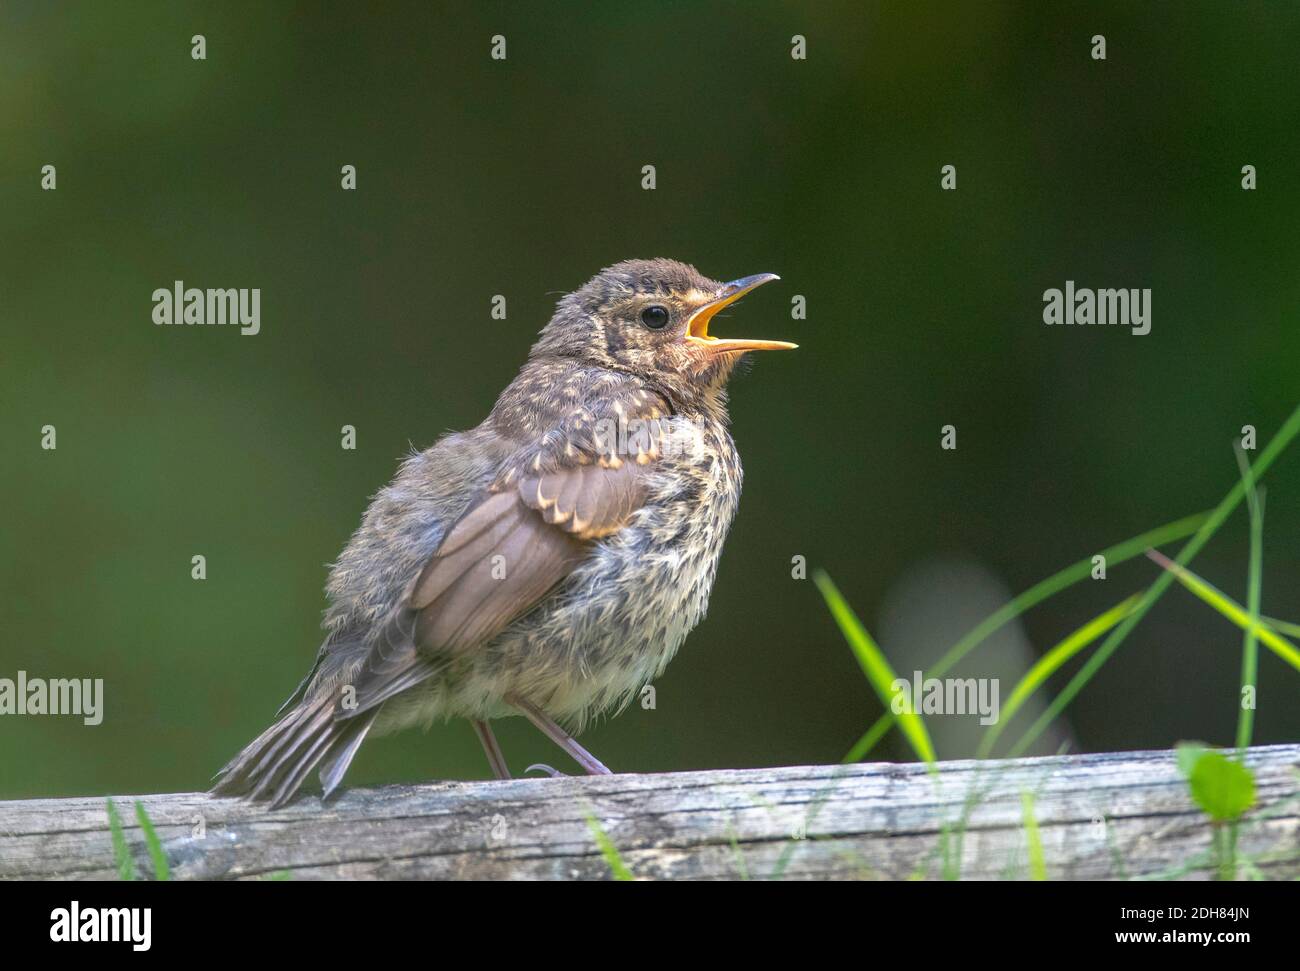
685, 273, 798, 354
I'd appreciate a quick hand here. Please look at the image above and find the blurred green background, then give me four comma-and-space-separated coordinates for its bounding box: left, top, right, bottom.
3, 2, 1298, 799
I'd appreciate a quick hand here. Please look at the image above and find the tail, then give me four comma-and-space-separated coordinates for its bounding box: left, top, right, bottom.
211, 694, 379, 809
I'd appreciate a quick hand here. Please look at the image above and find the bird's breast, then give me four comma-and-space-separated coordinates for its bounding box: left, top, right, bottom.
462, 417, 744, 727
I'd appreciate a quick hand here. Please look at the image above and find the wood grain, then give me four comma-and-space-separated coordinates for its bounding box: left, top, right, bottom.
3, 744, 1297, 880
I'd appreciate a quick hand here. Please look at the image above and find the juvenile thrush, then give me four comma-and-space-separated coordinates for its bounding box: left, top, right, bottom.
212, 258, 795, 807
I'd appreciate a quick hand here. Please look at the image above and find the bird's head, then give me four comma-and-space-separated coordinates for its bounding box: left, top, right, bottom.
531, 258, 796, 405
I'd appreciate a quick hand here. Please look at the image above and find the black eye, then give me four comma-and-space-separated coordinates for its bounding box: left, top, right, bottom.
640, 305, 670, 329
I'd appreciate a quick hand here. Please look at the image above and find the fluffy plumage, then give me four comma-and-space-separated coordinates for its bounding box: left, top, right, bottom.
212, 259, 781, 807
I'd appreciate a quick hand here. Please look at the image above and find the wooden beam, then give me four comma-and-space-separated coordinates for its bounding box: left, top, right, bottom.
3, 744, 1297, 880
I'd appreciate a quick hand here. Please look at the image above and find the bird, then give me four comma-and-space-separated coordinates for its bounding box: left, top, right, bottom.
211, 258, 796, 808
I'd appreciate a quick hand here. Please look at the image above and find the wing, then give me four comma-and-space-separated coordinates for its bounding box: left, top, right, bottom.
410, 458, 644, 648
337, 458, 649, 717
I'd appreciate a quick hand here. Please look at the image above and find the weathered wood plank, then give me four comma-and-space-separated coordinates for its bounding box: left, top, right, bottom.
2, 745, 1297, 880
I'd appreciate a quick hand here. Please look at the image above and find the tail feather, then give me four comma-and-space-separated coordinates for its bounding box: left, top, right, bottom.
248, 703, 334, 803
214, 609, 439, 808
319, 715, 377, 798
261, 711, 343, 807
212, 694, 379, 809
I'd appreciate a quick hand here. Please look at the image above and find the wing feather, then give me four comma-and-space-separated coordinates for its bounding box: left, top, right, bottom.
413, 500, 584, 652
519, 461, 644, 540
338, 453, 651, 721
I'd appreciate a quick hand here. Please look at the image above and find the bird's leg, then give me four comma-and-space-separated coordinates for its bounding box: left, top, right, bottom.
472, 719, 511, 780
508, 695, 613, 775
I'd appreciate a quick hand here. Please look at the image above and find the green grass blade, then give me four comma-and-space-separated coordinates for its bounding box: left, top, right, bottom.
105, 798, 136, 881
725, 825, 751, 881
1021, 791, 1047, 880
1233, 445, 1264, 753
1145, 549, 1300, 673
815, 570, 936, 764
1006, 404, 1300, 758
134, 801, 170, 881
843, 511, 1209, 762
1261, 615, 1300, 638
977, 594, 1141, 759
584, 810, 634, 881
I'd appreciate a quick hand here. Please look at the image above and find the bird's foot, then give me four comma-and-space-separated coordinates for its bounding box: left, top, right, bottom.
509, 695, 614, 776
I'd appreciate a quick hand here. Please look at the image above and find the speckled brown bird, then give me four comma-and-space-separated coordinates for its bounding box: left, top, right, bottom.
212, 259, 795, 807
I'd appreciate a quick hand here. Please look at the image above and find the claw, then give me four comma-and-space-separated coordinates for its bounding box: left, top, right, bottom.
525, 763, 567, 778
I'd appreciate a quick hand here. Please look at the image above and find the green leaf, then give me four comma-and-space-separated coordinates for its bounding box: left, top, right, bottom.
105, 798, 136, 881
1179, 748, 1256, 822
134, 801, 170, 881
1175, 742, 1210, 779
815, 570, 935, 765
